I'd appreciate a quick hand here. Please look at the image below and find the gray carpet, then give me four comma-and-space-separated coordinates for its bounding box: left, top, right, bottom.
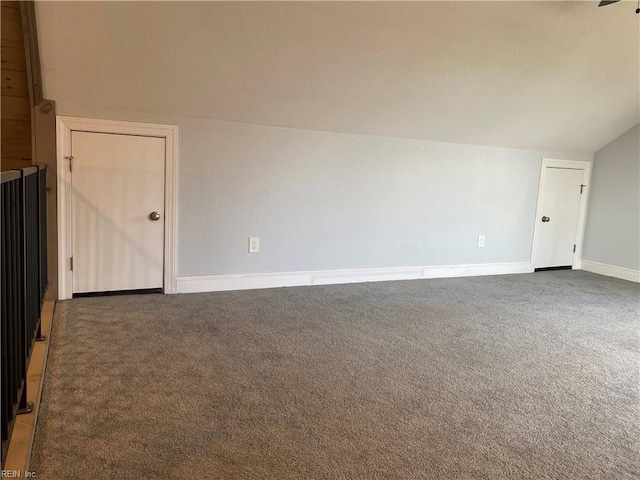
31, 271, 639, 479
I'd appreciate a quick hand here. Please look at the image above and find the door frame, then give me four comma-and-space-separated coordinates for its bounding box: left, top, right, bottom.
56, 116, 178, 300
531, 158, 591, 271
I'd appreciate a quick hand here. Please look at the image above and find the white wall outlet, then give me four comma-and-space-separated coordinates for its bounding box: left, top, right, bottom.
478, 235, 485, 248
249, 237, 260, 253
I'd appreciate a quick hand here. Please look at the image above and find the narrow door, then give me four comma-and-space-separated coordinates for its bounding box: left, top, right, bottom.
534, 167, 584, 269
71, 131, 165, 294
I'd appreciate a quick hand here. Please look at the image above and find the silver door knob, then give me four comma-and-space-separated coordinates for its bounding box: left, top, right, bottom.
541, 216, 550, 223
149, 211, 161, 221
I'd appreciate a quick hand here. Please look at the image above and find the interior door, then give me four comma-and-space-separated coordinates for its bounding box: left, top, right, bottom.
71, 131, 165, 294
534, 167, 584, 269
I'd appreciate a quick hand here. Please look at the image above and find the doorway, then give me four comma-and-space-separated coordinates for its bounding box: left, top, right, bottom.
532, 158, 591, 271
57, 117, 178, 300
71, 132, 165, 295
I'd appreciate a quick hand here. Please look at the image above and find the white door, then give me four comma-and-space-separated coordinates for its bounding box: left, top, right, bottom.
534, 167, 584, 269
71, 131, 165, 294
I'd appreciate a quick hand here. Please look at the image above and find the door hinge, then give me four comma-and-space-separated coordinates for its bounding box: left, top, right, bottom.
70, 257, 73, 271
65, 155, 74, 172
580, 184, 586, 194
573, 244, 576, 253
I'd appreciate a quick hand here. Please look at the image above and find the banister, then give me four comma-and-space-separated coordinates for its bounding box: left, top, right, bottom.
0, 165, 48, 465
0, 171, 22, 184
16, 167, 39, 177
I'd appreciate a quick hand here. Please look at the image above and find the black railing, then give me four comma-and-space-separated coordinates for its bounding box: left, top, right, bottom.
1, 166, 48, 465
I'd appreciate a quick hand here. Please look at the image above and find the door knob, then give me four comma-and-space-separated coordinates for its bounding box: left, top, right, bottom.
541, 216, 550, 223
149, 211, 161, 221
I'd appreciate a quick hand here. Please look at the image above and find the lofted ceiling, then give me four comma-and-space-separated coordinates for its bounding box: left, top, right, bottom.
36, 1, 639, 153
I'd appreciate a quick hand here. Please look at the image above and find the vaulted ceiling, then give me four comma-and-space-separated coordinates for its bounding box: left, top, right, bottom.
36, 1, 639, 153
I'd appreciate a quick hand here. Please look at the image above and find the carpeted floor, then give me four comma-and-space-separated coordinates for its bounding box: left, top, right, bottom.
31, 271, 639, 479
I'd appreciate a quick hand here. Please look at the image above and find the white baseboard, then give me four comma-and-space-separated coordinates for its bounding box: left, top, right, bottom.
176, 261, 533, 294
580, 259, 640, 283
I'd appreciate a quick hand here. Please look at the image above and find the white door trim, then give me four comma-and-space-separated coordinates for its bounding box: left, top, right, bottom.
531, 158, 591, 270
56, 116, 178, 300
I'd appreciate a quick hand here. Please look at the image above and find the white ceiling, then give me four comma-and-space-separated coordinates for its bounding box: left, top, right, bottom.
36, 1, 639, 153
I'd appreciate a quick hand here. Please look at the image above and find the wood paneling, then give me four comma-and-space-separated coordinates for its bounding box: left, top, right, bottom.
1, 70, 29, 97
35, 100, 58, 296
1, 142, 31, 159
0, 38, 21, 49
1, 0, 33, 169
2, 118, 31, 142
1, 157, 31, 171
1, 96, 30, 120
1, 6, 23, 43
1, 45, 27, 71
1, 118, 31, 160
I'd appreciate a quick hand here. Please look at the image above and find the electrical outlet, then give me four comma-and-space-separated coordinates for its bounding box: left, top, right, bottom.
478, 235, 485, 248
249, 237, 260, 253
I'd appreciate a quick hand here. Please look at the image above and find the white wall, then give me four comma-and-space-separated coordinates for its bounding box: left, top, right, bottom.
583, 125, 640, 276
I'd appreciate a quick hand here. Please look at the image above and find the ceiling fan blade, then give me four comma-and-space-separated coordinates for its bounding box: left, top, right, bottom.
598, 0, 621, 6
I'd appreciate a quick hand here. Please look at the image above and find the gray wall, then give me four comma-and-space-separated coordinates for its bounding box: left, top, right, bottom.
47, 107, 593, 277
177, 117, 592, 276
34, 2, 598, 279
583, 125, 640, 270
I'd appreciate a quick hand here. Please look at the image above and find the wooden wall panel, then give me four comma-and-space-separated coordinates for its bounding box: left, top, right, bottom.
1, 45, 27, 71
1, 96, 30, 120
1, 142, 31, 159
1, 6, 23, 43
2, 70, 29, 97
1, 116, 31, 160
2, 118, 30, 142
2, 0, 32, 170
35, 100, 58, 297
1, 115, 31, 159
0, 157, 31, 170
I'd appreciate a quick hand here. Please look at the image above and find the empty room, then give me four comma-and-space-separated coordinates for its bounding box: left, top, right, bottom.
1, 1, 638, 479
